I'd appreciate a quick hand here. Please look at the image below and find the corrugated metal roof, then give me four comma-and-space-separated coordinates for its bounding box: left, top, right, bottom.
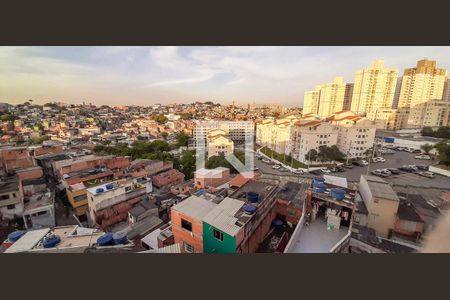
203, 197, 245, 236
5, 228, 50, 253
141, 243, 182, 253
172, 195, 217, 220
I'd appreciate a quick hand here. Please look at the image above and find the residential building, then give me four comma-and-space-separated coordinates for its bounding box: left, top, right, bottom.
358, 175, 400, 238
0, 147, 35, 174
408, 100, 450, 128
171, 195, 218, 253
0, 175, 22, 220
351, 60, 398, 115
87, 178, 152, 229
151, 169, 185, 189
193, 120, 254, 149
206, 129, 234, 158
302, 77, 346, 118
290, 120, 339, 164
330, 111, 377, 159
256, 116, 300, 155
397, 59, 448, 128
366, 108, 399, 130
343, 83, 354, 111
194, 167, 230, 190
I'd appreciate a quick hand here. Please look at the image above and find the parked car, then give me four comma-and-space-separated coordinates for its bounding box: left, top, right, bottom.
360, 160, 369, 166
418, 171, 435, 178
387, 168, 400, 175
262, 158, 271, 163
320, 167, 331, 174
292, 169, 304, 174
272, 164, 281, 169
343, 163, 353, 169
352, 161, 363, 167
373, 157, 386, 163
371, 170, 386, 177
399, 165, 415, 172
415, 154, 431, 160
380, 169, 392, 176
309, 169, 323, 175
329, 167, 338, 173
251, 167, 259, 171
416, 165, 428, 171
279, 168, 288, 172
336, 166, 345, 172
412, 149, 422, 154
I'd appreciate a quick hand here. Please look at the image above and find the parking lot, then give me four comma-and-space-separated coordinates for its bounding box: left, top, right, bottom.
254, 150, 449, 188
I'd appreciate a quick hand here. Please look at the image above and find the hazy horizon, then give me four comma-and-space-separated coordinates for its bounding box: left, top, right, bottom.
1, 46, 450, 107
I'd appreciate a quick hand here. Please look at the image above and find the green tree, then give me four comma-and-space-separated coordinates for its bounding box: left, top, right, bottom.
435, 127, 450, 139
175, 131, 189, 147
153, 114, 168, 124
421, 143, 434, 154
421, 126, 435, 137
435, 141, 450, 165
179, 150, 196, 179
305, 149, 318, 162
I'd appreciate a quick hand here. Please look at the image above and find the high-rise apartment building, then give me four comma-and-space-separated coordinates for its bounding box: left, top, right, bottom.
302, 77, 346, 118
397, 59, 448, 128
351, 60, 398, 115
343, 83, 354, 110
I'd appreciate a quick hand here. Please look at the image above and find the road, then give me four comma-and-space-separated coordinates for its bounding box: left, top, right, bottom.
254, 151, 449, 188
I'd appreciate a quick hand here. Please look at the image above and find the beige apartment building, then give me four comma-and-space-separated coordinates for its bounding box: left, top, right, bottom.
207, 129, 234, 158
351, 60, 398, 115
256, 116, 300, 155
409, 100, 450, 128
366, 108, 399, 130
302, 77, 346, 118
359, 175, 400, 238
397, 59, 448, 128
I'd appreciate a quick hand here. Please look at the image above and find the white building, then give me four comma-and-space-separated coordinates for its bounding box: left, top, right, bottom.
330, 111, 377, 159
193, 120, 254, 150
207, 129, 234, 158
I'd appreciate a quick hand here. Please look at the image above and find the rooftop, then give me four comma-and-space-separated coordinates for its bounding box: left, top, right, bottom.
203, 197, 246, 236
362, 175, 399, 202
276, 181, 309, 208
0, 175, 19, 193
397, 201, 424, 223
195, 167, 229, 177
171, 195, 218, 220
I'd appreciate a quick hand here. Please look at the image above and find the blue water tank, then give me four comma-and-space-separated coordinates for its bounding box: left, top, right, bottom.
97, 233, 114, 246
384, 137, 395, 143
243, 204, 257, 215
96, 187, 105, 194
313, 182, 326, 193
42, 235, 61, 248
313, 177, 325, 186
7, 230, 25, 242
247, 192, 260, 203
112, 231, 128, 245
273, 219, 283, 227
195, 189, 205, 196
105, 183, 114, 190
330, 188, 346, 201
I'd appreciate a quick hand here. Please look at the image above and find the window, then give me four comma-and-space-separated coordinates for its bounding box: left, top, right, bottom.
6, 204, 15, 210
183, 242, 194, 253
181, 219, 193, 232
0, 194, 10, 200
213, 229, 224, 241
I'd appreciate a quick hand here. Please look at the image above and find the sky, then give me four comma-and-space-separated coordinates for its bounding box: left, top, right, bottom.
1, 46, 450, 107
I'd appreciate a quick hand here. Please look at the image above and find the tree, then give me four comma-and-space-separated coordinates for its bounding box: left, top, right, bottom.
153, 114, 168, 124
175, 131, 189, 147
179, 150, 196, 179
421, 126, 435, 137
421, 143, 434, 154
180, 113, 193, 120
305, 149, 318, 162
435, 141, 450, 165
435, 127, 450, 139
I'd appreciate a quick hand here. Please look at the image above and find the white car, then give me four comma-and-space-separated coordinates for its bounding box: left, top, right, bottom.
320, 168, 331, 174
262, 159, 271, 163
361, 160, 369, 166
415, 154, 431, 160
272, 165, 281, 169
292, 169, 304, 174
373, 157, 386, 163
